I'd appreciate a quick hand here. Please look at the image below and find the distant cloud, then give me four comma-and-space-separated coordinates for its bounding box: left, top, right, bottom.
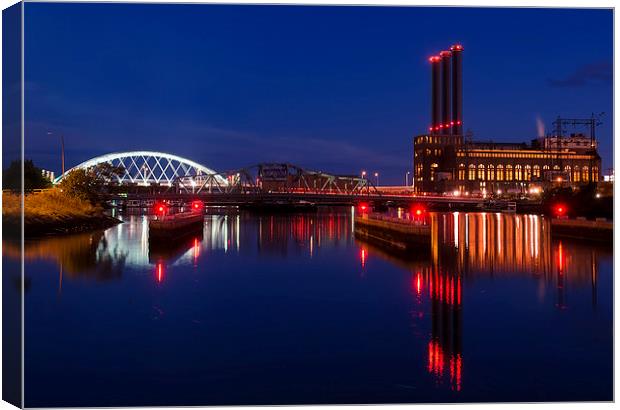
547, 61, 612, 88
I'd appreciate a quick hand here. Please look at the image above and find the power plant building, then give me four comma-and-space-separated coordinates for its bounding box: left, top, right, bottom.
413, 44, 601, 194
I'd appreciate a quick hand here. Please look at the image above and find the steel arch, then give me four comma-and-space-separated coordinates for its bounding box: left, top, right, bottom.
54, 151, 228, 186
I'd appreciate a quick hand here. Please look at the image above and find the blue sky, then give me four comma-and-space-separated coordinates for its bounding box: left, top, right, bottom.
23, 4, 613, 183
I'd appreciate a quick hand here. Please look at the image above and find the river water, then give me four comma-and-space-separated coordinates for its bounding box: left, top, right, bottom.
7, 208, 612, 406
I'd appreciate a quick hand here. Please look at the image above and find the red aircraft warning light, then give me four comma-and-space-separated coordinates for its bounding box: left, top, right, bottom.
359, 203, 369, 212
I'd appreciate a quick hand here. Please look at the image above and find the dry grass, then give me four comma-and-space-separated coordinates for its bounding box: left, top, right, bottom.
3, 189, 103, 223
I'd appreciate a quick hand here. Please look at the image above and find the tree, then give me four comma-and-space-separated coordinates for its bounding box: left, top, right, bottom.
3, 159, 53, 191
57, 163, 124, 203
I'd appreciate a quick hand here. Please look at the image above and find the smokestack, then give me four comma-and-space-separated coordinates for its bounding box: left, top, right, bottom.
439, 50, 452, 136
429, 55, 441, 135
450, 44, 463, 136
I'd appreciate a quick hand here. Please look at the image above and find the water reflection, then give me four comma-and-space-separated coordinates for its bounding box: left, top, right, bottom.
4, 231, 128, 286
257, 212, 352, 257
355, 211, 609, 393
14, 209, 611, 402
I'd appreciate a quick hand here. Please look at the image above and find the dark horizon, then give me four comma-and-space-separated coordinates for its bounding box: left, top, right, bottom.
23, 4, 613, 184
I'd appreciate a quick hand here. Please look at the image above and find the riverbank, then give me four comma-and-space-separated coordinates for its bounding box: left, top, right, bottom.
3, 190, 121, 238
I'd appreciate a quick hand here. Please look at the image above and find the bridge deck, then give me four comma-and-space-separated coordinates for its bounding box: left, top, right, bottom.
106, 191, 514, 208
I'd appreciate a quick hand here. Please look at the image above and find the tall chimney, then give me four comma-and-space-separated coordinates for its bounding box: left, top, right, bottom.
439, 50, 452, 136
429, 55, 441, 135
450, 44, 463, 136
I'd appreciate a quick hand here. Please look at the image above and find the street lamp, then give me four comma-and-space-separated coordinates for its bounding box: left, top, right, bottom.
361, 171, 368, 194
374, 172, 379, 187
405, 171, 411, 187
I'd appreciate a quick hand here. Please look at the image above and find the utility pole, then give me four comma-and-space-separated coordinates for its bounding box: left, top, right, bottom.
61, 135, 65, 175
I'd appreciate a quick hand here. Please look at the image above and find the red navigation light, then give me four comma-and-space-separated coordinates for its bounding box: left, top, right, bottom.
412, 205, 426, 217
155, 202, 168, 216
429, 126, 433, 131
554, 204, 567, 217
450, 121, 454, 125
191, 200, 203, 211
359, 203, 369, 212
456, 120, 461, 125
450, 44, 463, 51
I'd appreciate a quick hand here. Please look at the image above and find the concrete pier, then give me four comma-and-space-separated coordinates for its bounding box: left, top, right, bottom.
354, 213, 431, 252
551, 217, 613, 242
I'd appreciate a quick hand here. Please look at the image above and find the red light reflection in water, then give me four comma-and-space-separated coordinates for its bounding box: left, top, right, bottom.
156, 262, 165, 283
360, 248, 367, 268
557, 242, 564, 275
555, 242, 567, 309
427, 340, 444, 376
416, 272, 422, 295
428, 340, 463, 391
424, 270, 464, 391
193, 238, 200, 266
450, 354, 463, 391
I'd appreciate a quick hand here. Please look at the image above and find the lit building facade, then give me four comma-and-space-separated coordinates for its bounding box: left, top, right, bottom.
413, 134, 601, 194
413, 44, 601, 194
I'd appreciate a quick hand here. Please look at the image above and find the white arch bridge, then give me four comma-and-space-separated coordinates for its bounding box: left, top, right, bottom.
54, 151, 229, 191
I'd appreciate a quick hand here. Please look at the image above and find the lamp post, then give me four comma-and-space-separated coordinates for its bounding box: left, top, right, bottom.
374, 172, 379, 187
361, 171, 367, 194
405, 171, 410, 187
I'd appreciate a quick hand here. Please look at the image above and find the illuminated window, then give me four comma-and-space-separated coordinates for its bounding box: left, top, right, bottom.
573, 166, 580, 182
477, 164, 485, 180
515, 165, 522, 181
458, 163, 465, 180
553, 165, 560, 171
593, 167, 599, 181
430, 163, 438, 181
524, 165, 531, 181
506, 165, 513, 181
487, 164, 495, 180
582, 166, 589, 182
533, 165, 540, 178
468, 164, 476, 180
496, 165, 504, 181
